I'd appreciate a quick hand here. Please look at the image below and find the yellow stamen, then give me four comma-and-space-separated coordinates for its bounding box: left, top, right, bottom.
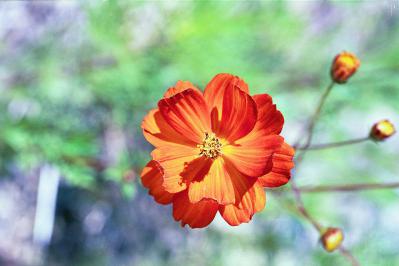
197, 132, 222, 159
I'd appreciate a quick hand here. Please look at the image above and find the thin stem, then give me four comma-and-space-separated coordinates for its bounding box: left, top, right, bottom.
291, 180, 323, 232
291, 179, 362, 266
339, 247, 361, 266
295, 81, 335, 165
290, 81, 360, 265
298, 182, 399, 193
297, 137, 370, 151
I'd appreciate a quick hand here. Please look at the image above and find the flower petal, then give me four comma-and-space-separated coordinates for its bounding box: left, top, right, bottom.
164, 80, 201, 98
258, 142, 295, 187
142, 109, 195, 147
215, 84, 257, 142
141, 160, 174, 205
223, 132, 284, 177
204, 73, 249, 118
188, 157, 236, 205
180, 156, 214, 183
151, 144, 198, 193
252, 94, 284, 135
158, 89, 211, 143
173, 190, 219, 228
219, 181, 266, 226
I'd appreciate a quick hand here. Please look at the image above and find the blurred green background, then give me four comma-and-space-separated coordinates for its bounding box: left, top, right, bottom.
0, 1, 398, 265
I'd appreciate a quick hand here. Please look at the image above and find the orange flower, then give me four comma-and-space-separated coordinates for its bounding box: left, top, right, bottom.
141, 74, 295, 228
370, 119, 396, 141
330, 51, 360, 84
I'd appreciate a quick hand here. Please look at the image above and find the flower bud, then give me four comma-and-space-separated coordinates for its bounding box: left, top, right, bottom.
320, 227, 344, 252
330, 51, 360, 84
370, 120, 396, 141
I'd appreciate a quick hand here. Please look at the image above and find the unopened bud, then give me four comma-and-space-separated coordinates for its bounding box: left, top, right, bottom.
370, 120, 396, 141
320, 227, 344, 252
330, 51, 360, 84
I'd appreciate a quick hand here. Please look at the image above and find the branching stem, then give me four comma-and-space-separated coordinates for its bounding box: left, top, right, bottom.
290, 81, 360, 266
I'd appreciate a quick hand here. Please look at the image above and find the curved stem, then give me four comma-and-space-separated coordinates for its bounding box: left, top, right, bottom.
290, 81, 360, 265
291, 181, 361, 266
297, 137, 370, 151
295, 81, 335, 165
290, 82, 334, 231
298, 182, 399, 193
291, 180, 323, 232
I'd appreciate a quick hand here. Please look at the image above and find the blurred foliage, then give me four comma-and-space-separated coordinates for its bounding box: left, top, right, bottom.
0, 1, 398, 266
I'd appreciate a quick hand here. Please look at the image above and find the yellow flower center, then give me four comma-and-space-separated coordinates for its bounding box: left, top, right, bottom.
198, 132, 222, 159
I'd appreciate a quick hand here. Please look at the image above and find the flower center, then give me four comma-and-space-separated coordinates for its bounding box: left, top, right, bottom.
198, 132, 222, 159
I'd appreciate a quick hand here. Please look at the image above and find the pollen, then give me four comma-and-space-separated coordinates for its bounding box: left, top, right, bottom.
198, 132, 222, 159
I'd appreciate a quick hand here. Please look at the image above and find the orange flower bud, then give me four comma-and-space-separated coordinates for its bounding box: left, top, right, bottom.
320, 227, 344, 252
330, 51, 360, 84
370, 119, 396, 141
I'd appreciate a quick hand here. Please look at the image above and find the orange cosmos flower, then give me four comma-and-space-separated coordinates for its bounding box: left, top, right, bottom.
141, 74, 295, 228
330, 51, 360, 84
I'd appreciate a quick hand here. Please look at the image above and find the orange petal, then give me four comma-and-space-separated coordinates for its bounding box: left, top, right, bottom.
204, 73, 249, 123
173, 190, 219, 228
141, 160, 174, 205
158, 89, 211, 144
188, 157, 236, 205
204, 73, 249, 107
215, 84, 257, 142
258, 142, 295, 188
142, 109, 196, 147
180, 156, 213, 183
252, 94, 284, 135
151, 144, 199, 193
223, 132, 283, 178
164, 80, 201, 98
219, 181, 266, 226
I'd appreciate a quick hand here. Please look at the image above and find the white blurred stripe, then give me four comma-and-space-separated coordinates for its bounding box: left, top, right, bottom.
33, 164, 60, 246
